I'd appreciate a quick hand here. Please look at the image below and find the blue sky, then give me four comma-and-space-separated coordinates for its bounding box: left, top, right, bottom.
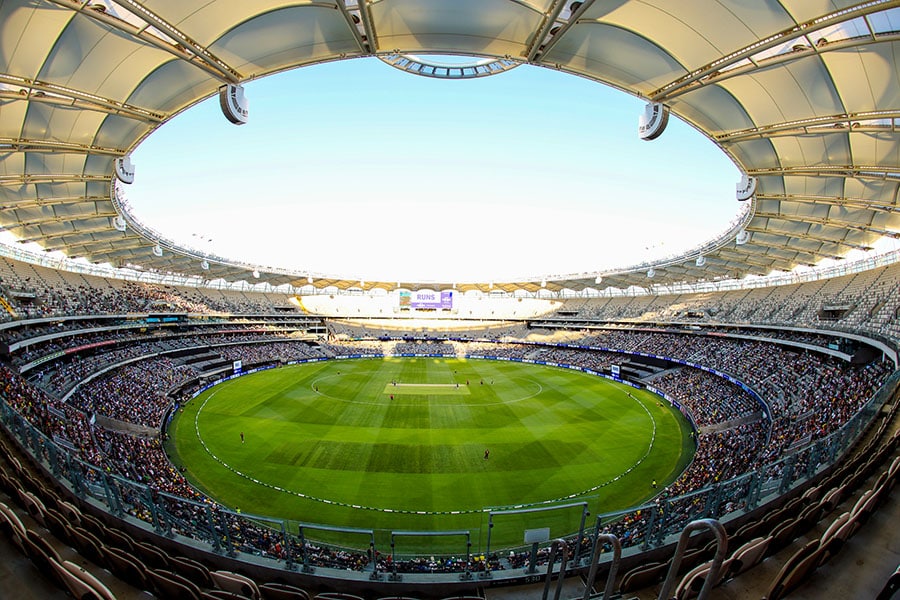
126, 57, 741, 282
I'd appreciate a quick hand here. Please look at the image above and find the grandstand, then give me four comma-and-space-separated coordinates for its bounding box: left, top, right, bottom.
2, 2, 900, 600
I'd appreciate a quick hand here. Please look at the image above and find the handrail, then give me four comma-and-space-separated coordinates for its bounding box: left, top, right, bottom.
657, 518, 728, 600
582, 533, 621, 600
541, 539, 569, 600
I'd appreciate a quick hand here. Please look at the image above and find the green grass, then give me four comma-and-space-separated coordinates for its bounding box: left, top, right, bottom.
167, 358, 694, 552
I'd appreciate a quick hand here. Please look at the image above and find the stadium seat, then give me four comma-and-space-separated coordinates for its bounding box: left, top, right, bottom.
59, 559, 118, 600
211, 569, 261, 599
103, 544, 150, 589
136, 540, 171, 570
259, 581, 312, 600
314, 593, 366, 600
102, 526, 136, 553
620, 561, 667, 593
876, 564, 900, 600
148, 568, 204, 600
18, 489, 47, 526
70, 525, 107, 566
763, 539, 821, 600
767, 517, 802, 555
204, 591, 254, 600
21, 528, 63, 579
725, 536, 770, 579
0, 500, 26, 551
171, 555, 214, 588
674, 557, 730, 600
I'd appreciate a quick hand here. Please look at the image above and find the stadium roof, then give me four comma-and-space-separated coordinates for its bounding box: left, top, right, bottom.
3, 0, 900, 294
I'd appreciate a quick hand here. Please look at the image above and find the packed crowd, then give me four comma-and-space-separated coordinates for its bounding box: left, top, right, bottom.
0, 325, 892, 574
653, 368, 760, 427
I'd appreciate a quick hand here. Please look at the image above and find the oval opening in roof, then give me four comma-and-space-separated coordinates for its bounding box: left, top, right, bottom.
125, 57, 741, 283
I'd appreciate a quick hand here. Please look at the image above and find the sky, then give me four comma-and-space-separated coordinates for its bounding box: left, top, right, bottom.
124, 57, 743, 283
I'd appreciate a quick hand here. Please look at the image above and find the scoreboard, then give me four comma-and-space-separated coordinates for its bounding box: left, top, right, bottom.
399, 290, 454, 310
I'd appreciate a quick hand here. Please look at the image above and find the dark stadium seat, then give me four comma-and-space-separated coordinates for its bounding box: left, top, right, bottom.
204, 591, 254, 600
148, 568, 204, 600
725, 536, 770, 579
763, 539, 821, 600
50, 558, 118, 600
18, 489, 47, 526
619, 561, 667, 593
673, 557, 731, 600
103, 544, 150, 589
21, 528, 63, 580
767, 517, 802, 555
314, 593, 366, 600
210, 569, 261, 599
0, 500, 26, 551
135, 540, 170, 570
70, 525, 107, 566
876, 564, 900, 600
171, 555, 214, 589
259, 581, 312, 600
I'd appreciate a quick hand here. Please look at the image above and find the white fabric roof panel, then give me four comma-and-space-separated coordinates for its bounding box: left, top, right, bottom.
2, 0, 900, 293
210, 7, 363, 74
541, 23, 688, 92
372, 0, 542, 58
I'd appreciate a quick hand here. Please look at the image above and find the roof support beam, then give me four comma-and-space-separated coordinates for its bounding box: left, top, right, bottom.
650, 0, 900, 102
756, 193, 900, 213
533, 0, 596, 61
0, 175, 111, 187
0, 195, 110, 211
45, 0, 241, 83
754, 211, 899, 238
355, 0, 379, 53
525, 0, 570, 61
0, 138, 124, 156
335, 1, 371, 53
664, 30, 900, 103
0, 76, 164, 123
718, 110, 900, 142
749, 166, 900, 180
744, 226, 873, 251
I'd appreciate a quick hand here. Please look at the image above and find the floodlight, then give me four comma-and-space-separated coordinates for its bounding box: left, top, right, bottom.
219, 84, 248, 125
114, 155, 135, 184
736, 174, 757, 201
113, 216, 126, 232
638, 102, 669, 140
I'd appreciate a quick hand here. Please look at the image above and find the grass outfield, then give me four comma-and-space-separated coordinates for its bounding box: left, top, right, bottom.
167, 358, 694, 552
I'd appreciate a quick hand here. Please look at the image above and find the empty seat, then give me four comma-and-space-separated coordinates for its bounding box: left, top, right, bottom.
0, 500, 26, 551
726, 536, 771, 578
70, 525, 107, 566
211, 569, 261, 600
135, 540, 170, 570
620, 561, 667, 593
259, 582, 312, 600
52, 560, 116, 600
148, 568, 203, 600
673, 557, 731, 600
314, 594, 366, 600
171, 555, 214, 589
876, 564, 900, 600
103, 545, 149, 590
764, 539, 821, 600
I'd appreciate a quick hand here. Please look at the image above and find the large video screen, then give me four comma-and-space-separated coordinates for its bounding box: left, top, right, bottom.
399, 290, 454, 310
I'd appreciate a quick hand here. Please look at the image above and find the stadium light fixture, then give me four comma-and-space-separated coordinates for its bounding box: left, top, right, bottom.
114, 155, 135, 184
736, 174, 757, 201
